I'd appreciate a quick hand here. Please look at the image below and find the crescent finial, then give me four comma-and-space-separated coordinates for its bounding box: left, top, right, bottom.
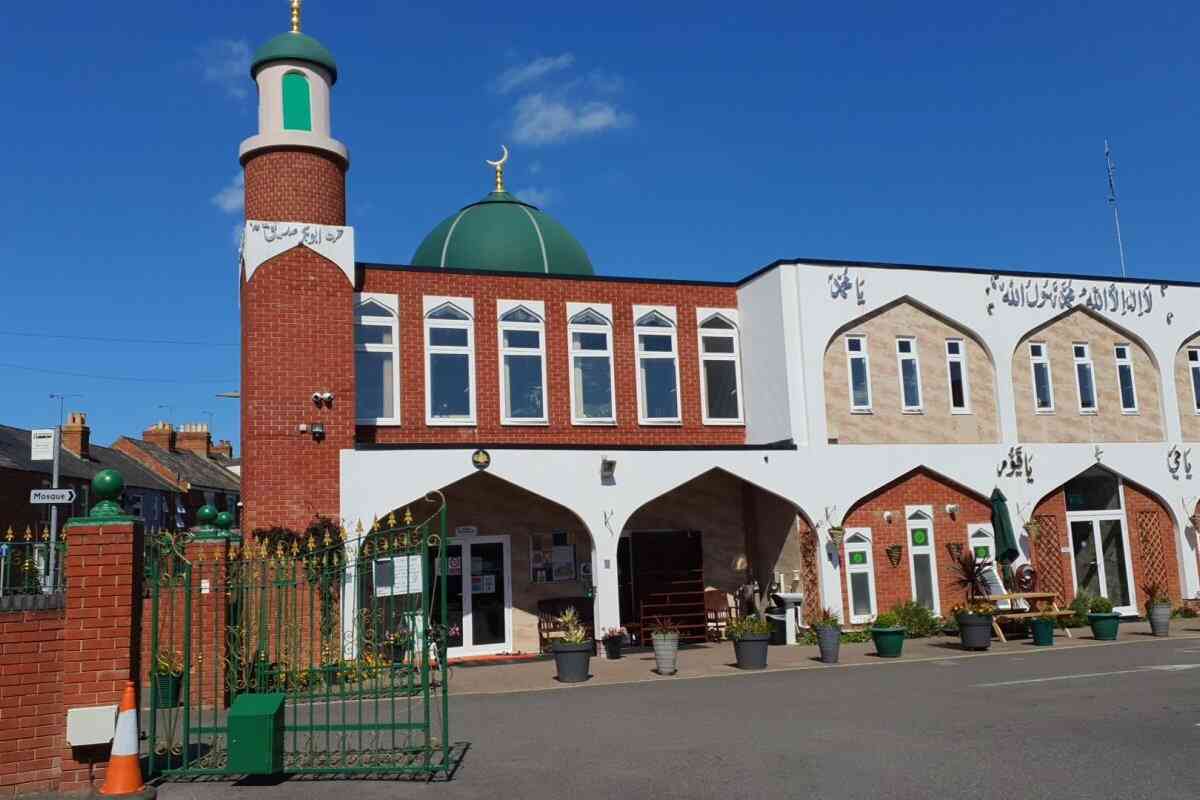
486, 145, 509, 193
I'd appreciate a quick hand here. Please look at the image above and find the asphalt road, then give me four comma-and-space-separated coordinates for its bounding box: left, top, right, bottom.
158, 635, 1200, 800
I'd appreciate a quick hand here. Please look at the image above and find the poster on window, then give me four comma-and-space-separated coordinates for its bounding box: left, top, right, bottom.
438, 556, 463, 577
471, 574, 496, 594
530, 532, 576, 583
375, 555, 423, 597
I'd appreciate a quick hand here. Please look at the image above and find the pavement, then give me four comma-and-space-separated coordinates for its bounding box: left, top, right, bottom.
156, 620, 1200, 799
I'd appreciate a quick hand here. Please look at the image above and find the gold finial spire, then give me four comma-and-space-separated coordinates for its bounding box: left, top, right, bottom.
486, 145, 509, 193
291, 0, 302, 33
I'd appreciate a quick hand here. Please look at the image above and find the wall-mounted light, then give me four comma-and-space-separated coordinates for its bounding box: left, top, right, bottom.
600, 457, 616, 486
882, 510, 894, 524
311, 422, 326, 442
945, 503, 960, 517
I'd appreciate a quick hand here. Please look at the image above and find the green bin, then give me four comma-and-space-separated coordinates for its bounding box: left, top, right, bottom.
227, 693, 286, 775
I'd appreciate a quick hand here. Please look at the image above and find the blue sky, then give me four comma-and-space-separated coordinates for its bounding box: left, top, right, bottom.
2, 1, 1198, 450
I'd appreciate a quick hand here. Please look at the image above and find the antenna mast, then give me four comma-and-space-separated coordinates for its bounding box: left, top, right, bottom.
1104, 139, 1129, 278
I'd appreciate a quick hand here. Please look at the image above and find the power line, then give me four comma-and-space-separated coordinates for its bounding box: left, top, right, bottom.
0, 362, 236, 385
0, 330, 238, 347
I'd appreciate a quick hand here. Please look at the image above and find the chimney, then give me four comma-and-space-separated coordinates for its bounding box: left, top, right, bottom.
177, 422, 212, 459
213, 439, 234, 459
143, 421, 176, 451
61, 411, 90, 460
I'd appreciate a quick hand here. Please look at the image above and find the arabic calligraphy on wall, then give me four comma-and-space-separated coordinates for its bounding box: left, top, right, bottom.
828, 267, 866, 305
985, 274, 1164, 319
242, 218, 356, 286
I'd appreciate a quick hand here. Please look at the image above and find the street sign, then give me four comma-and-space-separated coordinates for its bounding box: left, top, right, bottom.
31, 489, 76, 505
31, 429, 56, 461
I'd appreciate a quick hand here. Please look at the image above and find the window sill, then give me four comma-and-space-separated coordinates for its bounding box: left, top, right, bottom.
1120, 410, 1140, 416
571, 419, 618, 426
702, 419, 745, 426
1078, 410, 1098, 416
426, 418, 477, 427
638, 420, 683, 427
500, 419, 550, 426
849, 408, 874, 415
950, 409, 972, 416
1034, 409, 1056, 415
357, 419, 402, 427
901, 409, 925, 415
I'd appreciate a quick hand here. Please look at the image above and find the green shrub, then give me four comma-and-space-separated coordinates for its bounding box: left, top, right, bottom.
726, 615, 772, 640
1089, 595, 1114, 614
1066, 592, 1095, 627
1172, 605, 1198, 619
889, 601, 942, 638
872, 612, 901, 629
808, 606, 841, 630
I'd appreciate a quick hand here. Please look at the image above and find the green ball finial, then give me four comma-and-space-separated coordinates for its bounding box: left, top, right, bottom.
196, 505, 218, 526
92, 469, 124, 502
215, 511, 234, 531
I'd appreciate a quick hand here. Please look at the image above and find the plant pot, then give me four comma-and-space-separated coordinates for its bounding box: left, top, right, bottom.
815, 626, 840, 664
871, 626, 905, 658
552, 642, 593, 683
152, 672, 181, 708
1088, 612, 1121, 641
652, 633, 679, 675
957, 613, 993, 651
732, 634, 770, 670
602, 636, 623, 660
1030, 617, 1055, 646
1148, 603, 1172, 637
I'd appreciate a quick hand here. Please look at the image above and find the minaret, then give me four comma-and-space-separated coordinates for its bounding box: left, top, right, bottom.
240, 1, 356, 533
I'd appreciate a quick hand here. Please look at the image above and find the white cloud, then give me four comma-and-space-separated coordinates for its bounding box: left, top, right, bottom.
495, 53, 575, 94
211, 173, 244, 214
516, 187, 556, 208
511, 94, 634, 146
200, 39, 252, 100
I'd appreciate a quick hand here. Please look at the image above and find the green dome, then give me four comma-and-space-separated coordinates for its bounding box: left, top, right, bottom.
412, 191, 594, 276
252, 32, 338, 84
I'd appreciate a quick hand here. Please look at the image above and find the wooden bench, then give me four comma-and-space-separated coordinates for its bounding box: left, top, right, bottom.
985, 592, 1073, 643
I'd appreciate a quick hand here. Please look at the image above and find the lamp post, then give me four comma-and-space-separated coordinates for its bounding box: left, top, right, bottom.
46, 392, 81, 589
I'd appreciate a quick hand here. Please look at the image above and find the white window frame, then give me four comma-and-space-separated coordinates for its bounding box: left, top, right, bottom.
633, 306, 682, 425
945, 338, 971, 414
354, 292, 401, 425
845, 334, 872, 413
1029, 342, 1055, 413
1113, 344, 1138, 414
696, 309, 744, 425
423, 297, 476, 426
895, 337, 923, 413
843, 529, 877, 624
1072, 342, 1098, 414
1189, 348, 1200, 414
567, 305, 617, 425
905, 507, 940, 614
497, 302, 549, 425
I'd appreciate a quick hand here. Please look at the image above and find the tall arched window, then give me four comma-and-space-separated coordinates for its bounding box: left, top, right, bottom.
282, 72, 312, 131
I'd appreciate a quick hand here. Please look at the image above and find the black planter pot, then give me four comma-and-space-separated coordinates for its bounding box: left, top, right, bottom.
958, 613, 993, 651
153, 672, 182, 708
815, 626, 841, 664
602, 637, 623, 660
553, 642, 593, 683
732, 633, 770, 670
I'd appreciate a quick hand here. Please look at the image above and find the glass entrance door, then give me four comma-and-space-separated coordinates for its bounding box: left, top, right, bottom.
431, 536, 511, 657
1069, 518, 1133, 614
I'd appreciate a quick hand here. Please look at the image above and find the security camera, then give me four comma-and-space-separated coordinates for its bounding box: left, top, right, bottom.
321, 392, 334, 405
312, 392, 323, 406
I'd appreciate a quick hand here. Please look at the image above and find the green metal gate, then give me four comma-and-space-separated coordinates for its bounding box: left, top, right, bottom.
146, 503, 451, 778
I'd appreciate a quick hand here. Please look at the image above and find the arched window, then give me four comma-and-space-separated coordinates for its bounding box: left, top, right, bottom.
282, 72, 312, 131
569, 308, 615, 423
425, 300, 475, 423
355, 295, 400, 424
843, 530, 877, 624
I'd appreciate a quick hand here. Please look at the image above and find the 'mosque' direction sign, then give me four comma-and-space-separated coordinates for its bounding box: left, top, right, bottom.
30, 489, 76, 505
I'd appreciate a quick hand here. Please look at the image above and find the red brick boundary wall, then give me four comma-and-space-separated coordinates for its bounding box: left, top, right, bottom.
841, 468, 993, 620
0, 519, 143, 797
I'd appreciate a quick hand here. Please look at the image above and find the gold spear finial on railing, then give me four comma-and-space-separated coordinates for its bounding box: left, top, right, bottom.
290, 0, 302, 33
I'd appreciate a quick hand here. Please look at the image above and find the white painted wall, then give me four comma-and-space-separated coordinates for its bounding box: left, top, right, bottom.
239, 60, 348, 164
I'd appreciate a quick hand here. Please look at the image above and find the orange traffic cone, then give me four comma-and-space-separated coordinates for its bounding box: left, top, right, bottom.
99, 681, 144, 796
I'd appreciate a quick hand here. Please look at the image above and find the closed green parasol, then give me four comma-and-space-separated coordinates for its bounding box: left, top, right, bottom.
990, 488, 1020, 565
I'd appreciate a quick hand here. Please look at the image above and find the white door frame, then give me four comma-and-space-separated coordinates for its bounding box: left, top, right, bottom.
905, 506, 940, 614
843, 528, 877, 624
445, 534, 514, 658
1065, 513, 1137, 616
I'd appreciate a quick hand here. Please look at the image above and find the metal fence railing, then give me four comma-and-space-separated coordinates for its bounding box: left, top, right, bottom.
1, 525, 67, 611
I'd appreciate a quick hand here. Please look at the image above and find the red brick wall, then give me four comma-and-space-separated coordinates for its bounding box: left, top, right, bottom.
1032, 478, 1179, 606
0, 608, 64, 798
242, 148, 352, 533
357, 268, 744, 446
841, 469, 992, 619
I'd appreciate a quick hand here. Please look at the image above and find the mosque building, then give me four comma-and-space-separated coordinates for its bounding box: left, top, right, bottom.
239, 6, 1200, 656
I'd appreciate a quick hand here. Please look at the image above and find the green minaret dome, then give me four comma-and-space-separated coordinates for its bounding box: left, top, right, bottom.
251, 31, 338, 84
412, 150, 594, 276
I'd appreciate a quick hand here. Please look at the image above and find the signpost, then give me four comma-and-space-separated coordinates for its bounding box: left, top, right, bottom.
30, 429, 55, 462
30, 489, 76, 505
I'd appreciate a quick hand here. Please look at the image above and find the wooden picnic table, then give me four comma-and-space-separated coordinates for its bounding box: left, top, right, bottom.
983, 592, 1074, 643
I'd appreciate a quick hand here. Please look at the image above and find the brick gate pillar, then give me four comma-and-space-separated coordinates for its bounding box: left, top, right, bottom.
59, 469, 144, 794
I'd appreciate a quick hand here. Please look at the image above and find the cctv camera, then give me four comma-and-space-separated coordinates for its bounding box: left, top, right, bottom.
321, 392, 334, 404
312, 392, 322, 405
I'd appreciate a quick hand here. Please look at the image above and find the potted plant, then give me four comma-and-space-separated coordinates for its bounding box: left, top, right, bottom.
649, 617, 680, 675
870, 612, 906, 658
151, 649, 184, 708
1029, 611, 1056, 646
1087, 595, 1120, 641
551, 607, 593, 683
1142, 581, 1172, 637
601, 627, 627, 659
726, 615, 772, 670
809, 607, 842, 664
951, 551, 995, 651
